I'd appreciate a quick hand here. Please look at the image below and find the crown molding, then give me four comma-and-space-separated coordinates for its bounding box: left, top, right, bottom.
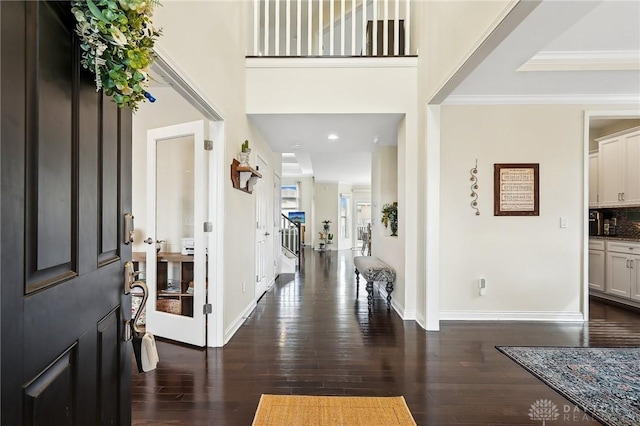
519, 50, 640, 72
443, 94, 640, 106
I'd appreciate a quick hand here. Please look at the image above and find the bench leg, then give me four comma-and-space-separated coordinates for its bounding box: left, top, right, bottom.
385, 281, 394, 310
366, 281, 374, 311
355, 268, 360, 295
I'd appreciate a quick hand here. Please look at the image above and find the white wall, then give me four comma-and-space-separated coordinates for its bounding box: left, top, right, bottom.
371, 145, 404, 313
439, 104, 637, 319
413, 0, 522, 327
153, 1, 279, 342
315, 182, 339, 249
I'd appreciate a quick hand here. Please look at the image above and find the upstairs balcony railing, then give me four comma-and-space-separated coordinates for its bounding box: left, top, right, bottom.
249, 0, 413, 57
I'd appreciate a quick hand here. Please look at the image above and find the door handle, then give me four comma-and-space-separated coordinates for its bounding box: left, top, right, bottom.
144, 237, 154, 244
124, 261, 144, 295
265, 232, 270, 236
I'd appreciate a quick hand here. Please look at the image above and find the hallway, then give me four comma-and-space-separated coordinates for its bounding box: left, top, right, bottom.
132, 249, 640, 425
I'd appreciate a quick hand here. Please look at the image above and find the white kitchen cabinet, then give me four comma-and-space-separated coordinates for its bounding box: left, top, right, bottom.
631, 254, 640, 301
605, 241, 640, 299
597, 127, 640, 207
588, 152, 599, 207
606, 251, 631, 297
588, 249, 605, 291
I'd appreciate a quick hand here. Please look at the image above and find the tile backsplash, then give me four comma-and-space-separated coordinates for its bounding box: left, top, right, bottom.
601, 207, 640, 239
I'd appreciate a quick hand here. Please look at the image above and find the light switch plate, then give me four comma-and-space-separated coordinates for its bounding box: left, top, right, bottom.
560, 217, 568, 228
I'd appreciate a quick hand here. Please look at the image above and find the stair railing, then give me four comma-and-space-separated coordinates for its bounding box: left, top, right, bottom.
281, 213, 301, 263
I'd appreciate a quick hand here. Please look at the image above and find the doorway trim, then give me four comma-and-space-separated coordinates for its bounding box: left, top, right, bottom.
582, 109, 640, 322
151, 46, 226, 347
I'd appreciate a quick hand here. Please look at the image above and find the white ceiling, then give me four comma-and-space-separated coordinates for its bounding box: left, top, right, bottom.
446, 0, 640, 103
248, 113, 404, 184
250, 0, 640, 184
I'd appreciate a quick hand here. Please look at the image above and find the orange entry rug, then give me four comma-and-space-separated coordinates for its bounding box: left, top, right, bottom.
251, 394, 417, 426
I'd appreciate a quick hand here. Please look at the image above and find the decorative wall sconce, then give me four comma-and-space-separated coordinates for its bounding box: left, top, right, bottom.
470, 159, 480, 216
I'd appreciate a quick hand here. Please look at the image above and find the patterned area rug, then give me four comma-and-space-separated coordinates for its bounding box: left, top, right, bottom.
497, 346, 640, 426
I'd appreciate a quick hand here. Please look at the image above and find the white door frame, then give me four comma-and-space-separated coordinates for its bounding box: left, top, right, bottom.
151, 46, 226, 347
582, 109, 640, 324
255, 155, 269, 299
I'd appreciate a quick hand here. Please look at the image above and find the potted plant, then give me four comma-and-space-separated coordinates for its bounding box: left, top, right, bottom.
239, 139, 251, 166
381, 202, 398, 236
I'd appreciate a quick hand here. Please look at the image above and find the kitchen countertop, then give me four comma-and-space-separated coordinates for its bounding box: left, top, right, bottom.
590, 236, 640, 242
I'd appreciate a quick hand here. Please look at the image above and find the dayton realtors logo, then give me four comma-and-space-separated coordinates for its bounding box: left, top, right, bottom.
529, 399, 560, 425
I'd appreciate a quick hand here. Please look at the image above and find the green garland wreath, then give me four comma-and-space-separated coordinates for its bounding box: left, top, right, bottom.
71, 0, 161, 111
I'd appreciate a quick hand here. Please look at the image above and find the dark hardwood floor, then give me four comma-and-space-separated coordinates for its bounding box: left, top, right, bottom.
132, 248, 640, 425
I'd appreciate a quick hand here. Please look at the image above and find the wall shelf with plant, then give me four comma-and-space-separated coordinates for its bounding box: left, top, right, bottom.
230, 140, 261, 194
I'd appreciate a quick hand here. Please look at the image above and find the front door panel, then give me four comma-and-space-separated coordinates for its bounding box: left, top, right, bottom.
1, 2, 132, 424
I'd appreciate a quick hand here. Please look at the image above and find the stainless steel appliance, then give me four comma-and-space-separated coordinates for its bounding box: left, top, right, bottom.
589, 210, 602, 236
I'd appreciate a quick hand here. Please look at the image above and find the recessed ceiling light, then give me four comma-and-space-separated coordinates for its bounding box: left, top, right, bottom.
291, 143, 302, 149
327, 134, 339, 140
373, 136, 379, 144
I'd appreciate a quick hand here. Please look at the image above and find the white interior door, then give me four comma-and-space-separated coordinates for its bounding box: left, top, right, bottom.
255, 157, 268, 299
145, 120, 207, 347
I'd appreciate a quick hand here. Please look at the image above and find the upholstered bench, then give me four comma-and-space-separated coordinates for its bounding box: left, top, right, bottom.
354, 256, 396, 311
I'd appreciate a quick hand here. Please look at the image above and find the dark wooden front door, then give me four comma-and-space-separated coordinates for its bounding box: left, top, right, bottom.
1, 2, 132, 424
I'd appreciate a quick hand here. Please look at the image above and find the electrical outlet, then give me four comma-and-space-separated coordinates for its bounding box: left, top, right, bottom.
242, 281, 246, 293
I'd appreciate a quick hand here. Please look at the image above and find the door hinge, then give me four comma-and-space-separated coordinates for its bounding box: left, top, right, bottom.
203, 222, 213, 232
204, 139, 213, 151
203, 303, 213, 315
256, 275, 259, 282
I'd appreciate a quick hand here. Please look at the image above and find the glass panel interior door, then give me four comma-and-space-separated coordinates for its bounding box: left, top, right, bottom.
145, 120, 207, 347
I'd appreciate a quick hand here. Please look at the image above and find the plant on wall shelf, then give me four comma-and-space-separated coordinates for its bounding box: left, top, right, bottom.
71, 0, 162, 111
381, 202, 398, 236
241, 140, 250, 153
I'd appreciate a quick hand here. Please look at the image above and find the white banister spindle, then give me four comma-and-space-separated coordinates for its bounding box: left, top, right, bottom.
340, 0, 345, 56
394, 0, 399, 55
275, 0, 280, 55
253, 0, 259, 55
264, 0, 270, 55
308, 0, 312, 55
297, 0, 302, 55
286, 0, 291, 56
362, 0, 367, 56
373, 0, 378, 56
405, 0, 410, 55
318, 0, 323, 55
329, 0, 334, 56
351, 0, 356, 56
383, 0, 388, 56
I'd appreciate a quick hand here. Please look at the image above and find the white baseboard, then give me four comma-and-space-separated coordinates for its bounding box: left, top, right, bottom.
224, 300, 257, 344
439, 310, 585, 322
415, 312, 426, 329
373, 282, 414, 320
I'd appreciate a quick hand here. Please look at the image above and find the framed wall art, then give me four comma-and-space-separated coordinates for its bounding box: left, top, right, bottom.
494, 163, 539, 216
